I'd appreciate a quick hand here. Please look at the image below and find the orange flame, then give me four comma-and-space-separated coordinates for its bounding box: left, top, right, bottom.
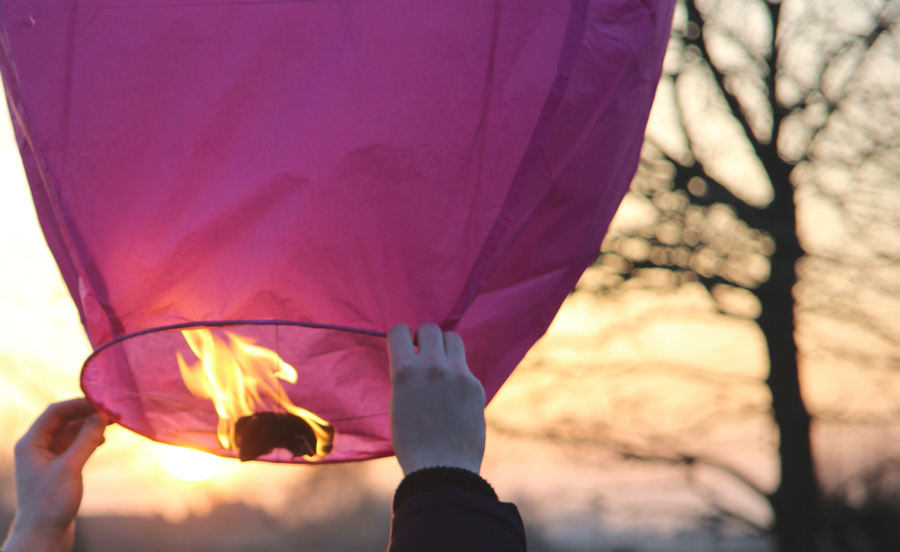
176, 328, 334, 459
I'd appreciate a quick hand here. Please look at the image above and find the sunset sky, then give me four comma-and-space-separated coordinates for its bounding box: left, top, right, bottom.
1, 8, 897, 536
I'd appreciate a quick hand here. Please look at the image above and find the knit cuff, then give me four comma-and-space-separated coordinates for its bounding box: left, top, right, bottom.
392, 467, 498, 513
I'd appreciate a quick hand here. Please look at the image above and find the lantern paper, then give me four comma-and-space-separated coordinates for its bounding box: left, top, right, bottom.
1, 0, 675, 462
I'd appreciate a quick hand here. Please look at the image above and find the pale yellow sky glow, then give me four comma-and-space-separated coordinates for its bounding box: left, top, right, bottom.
157, 445, 223, 483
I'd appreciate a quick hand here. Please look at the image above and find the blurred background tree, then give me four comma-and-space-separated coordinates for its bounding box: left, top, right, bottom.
493, 0, 900, 550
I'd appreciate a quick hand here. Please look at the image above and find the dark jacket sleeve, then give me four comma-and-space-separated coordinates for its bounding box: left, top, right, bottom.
387, 468, 527, 552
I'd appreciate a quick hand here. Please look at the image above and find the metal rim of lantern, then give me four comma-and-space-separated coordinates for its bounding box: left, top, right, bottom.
79, 320, 388, 463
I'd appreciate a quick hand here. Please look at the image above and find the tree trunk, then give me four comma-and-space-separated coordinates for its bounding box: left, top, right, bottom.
679, 2, 823, 546
753, 151, 820, 551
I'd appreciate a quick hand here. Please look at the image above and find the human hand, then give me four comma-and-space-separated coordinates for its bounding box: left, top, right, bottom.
3, 399, 108, 552
387, 323, 486, 476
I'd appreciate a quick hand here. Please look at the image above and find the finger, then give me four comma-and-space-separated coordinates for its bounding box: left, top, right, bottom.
414, 323, 445, 356
21, 399, 98, 448
387, 324, 416, 376
442, 331, 467, 367
61, 413, 107, 471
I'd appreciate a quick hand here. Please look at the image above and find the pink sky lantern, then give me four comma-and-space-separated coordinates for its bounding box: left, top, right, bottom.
1, 0, 675, 463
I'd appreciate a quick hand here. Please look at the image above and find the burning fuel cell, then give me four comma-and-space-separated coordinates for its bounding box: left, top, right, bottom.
176, 328, 335, 462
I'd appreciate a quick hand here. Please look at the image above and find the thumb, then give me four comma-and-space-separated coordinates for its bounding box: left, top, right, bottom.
61, 413, 107, 471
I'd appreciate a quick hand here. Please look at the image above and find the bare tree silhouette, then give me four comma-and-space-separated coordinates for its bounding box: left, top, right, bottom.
492, 0, 900, 550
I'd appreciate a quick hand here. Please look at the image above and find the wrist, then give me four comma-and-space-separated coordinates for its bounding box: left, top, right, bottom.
401, 457, 481, 477
3, 517, 70, 552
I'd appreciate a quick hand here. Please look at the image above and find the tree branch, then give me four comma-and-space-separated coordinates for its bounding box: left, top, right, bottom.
684, 0, 770, 163
488, 421, 773, 504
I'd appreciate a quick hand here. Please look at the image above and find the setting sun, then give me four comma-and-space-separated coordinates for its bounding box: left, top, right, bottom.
157, 445, 222, 482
